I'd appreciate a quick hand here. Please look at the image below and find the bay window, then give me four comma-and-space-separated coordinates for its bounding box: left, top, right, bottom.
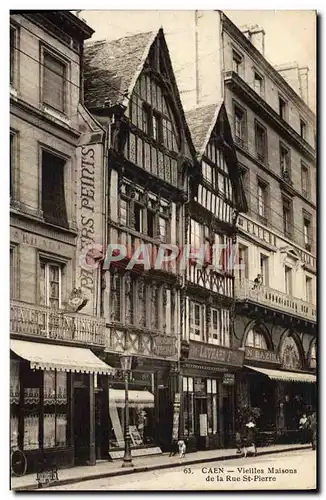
189, 301, 204, 341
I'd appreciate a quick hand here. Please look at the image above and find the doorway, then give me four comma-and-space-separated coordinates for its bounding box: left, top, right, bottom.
74, 387, 90, 465
194, 397, 207, 450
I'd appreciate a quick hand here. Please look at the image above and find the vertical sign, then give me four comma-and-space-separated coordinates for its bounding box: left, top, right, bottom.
172, 393, 181, 441
76, 142, 104, 316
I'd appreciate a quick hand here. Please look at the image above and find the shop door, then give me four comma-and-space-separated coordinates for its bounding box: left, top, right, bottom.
74, 387, 90, 465
157, 387, 171, 451
194, 397, 208, 450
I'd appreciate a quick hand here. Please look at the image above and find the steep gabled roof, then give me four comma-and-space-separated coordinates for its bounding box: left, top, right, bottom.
185, 102, 223, 158
84, 31, 157, 109
186, 102, 248, 213
84, 28, 198, 163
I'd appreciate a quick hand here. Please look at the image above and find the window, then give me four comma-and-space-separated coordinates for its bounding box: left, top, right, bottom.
189, 301, 204, 340
257, 181, 267, 219
303, 217, 312, 250
152, 112, 162, 142
238, 245, 248, 281
234, 105, 246, 145
10, 26, 16, 86
207, 379, 218, 435
147, 209, 155, 237
110, 273, 122, 322
43, 371, 68, 448
142, 103, 151, 134
158, 216, 167, 242
202, 161, 213, 185
210, 309, 220, 345
300, 119, 307, 140
232, 50, 243, 75
133, 203, 143, 232
280, 143, 291, 178
305, 276, 313, 303
209, 308, 230, 346
190, 219, 202, 250
119, 198, 129, 226
282, 196, 293, 238
301, 163, 310, 198
310, 341, 316, 369
39, 261, 62, 309
279, 96, 287, 120
10, 132, 15, 198
254, 71, 264, 95
284, 266, 293, 295
246, 328, 268, 349
182, 377, 194, 437
42, 150, 68, 228
10, 247, 15, 299
260, 254, 269, 286
43, 51, 66, 113
255, 122, 267, 163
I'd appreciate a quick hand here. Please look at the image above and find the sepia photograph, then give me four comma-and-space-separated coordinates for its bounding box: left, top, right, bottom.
9, 7, 317, 492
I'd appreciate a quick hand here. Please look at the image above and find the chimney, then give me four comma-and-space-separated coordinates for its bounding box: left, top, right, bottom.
241, 25, 265, 55
275, 62, 309, 104
298, 66, 309, 105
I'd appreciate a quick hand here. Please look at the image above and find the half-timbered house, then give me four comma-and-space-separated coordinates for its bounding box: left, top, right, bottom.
181, 102, 248, 451
84, 29, 198, 455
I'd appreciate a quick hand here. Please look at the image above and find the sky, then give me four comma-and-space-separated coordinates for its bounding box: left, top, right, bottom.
78, 10, 316, 112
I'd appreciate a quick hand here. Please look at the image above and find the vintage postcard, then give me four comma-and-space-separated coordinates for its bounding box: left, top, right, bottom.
10, 9, 316, 492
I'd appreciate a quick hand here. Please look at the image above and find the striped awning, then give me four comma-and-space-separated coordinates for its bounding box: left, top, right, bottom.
10, 339, 114, 375
109, 389, 154, 408
244, 365, 316, 383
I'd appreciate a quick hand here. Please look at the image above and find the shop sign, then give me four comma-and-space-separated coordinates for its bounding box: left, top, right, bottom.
153, 335, 176, 358
171, 393, 181, 441
188, 341, 244, 367
223, 373, 235, 385
245, 347, 281, 364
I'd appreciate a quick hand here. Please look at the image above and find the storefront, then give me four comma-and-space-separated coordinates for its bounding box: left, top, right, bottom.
241, 335, 316, 445
180, 341, 244, 452
10, 339, 113, 474
99, 353, 174, 459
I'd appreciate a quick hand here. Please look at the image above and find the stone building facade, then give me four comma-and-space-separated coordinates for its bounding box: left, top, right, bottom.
10, 11, 112, 473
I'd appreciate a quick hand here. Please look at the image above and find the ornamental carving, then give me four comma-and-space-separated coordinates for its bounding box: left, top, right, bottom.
280, 336, 302, 370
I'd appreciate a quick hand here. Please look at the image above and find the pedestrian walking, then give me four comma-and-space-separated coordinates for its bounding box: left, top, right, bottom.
241, 419, 257, 457
307, 411, 317, 450
299, 413, 308, 443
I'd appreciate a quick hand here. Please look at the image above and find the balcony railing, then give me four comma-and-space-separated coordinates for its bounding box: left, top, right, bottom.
10, 300, 106, 347
234, 279, 316, 322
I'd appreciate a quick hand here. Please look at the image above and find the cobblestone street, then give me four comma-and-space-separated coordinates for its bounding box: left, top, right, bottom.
45, 449, 316, 491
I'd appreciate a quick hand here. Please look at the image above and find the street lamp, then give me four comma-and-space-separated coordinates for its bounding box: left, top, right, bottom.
120, 354, 133, 468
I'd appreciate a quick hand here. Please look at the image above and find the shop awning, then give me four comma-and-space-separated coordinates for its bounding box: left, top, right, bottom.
109, 389, 154, 408
10, 339, 114, 375
244, 365, 316, 383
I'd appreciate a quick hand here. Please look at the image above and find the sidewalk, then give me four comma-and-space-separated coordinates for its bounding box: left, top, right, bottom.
11, 443, 311, 491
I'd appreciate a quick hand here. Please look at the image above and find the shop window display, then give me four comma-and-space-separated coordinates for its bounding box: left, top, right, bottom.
43, 371, 68, 448
207, 379, 218, 435
10, 360, 20, 450
109, 404, 155, 448
183, 377, 194, 438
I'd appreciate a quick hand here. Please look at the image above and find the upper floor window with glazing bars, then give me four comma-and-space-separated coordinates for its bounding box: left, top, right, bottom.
232, 49, 243, 76
255, 121, 268, 163
10, 26, 16, 86
279, 95, 288, 121
233, 103, 247, 147
300, 119, 307, 141
253, 71, 264, 96
42, 50, 67, 113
